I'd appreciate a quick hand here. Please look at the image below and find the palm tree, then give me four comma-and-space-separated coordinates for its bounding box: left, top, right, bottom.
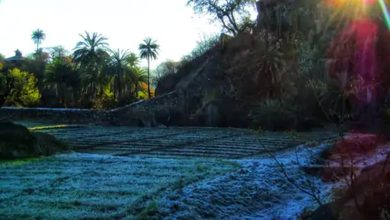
126, 52, 140, 69
44, 56, 80, 107
73, 32, 109, 67
73, 32, 109, 104
108, 49, 130, 101
31, 29, 46, 52
108, 50, 150, 104
131, 67, 148, 98
139, 38, 159, 99
124, 53, 147, 99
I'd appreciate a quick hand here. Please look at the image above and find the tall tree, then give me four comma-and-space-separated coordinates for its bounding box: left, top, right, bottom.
108, 50, 148, 104
73, 32, 109, 67
139, 38, 159, 99
49, 46, 68, 60
187, 0, 255, 35
31, 29, 46, 52
73, 32, 109, 104
44, 56, 79, 107
124, 53, 148, 99
108, 49, 130, 101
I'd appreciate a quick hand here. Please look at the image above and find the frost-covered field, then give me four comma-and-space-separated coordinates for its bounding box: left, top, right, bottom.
157, 144, 334, 220
16, 121, 337, 159
0, 121, 337, 219
0, 153, 237, 219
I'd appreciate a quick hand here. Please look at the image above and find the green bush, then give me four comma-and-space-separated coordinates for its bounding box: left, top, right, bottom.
5, 68, 41, 107
250, 100, 296, 131
92, 83, 116, 110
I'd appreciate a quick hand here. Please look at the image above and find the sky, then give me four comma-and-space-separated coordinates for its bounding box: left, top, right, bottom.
0, 0, 222, 68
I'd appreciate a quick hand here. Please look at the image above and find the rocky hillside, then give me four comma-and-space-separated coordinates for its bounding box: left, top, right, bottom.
157, 33, 276, 127
155, 0, 390, 129
155, 1, 315, 128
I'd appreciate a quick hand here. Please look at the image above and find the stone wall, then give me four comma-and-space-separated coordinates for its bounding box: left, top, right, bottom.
0, 107, 108, 124
0, 91, 181, 126
107, 91, 181, 126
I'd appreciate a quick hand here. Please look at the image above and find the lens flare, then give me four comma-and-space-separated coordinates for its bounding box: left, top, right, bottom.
327, 0, 375, 7
326, 0, 390, 30
379, 0, 390, 30
325, 0, 376, 20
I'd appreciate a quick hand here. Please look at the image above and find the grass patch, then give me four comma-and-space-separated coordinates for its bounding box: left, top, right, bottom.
0, 157, 42, 168
29, 124, 81, 131
136, 201, 160, 220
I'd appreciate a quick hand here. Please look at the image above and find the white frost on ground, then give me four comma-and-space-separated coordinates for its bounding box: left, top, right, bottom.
1, 121, 339, 219
157, 144, 334, 220
244, 144, 334, 220
0, 153, 236, 219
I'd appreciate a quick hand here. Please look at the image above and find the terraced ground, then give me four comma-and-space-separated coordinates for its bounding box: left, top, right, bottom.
0, 121, 337, 219
22, 121, 337, 159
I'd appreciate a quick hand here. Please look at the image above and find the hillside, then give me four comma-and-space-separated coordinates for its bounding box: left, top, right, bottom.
155, 0, 390, 130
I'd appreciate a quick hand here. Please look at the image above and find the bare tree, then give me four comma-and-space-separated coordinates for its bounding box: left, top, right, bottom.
187, 0, 255, 35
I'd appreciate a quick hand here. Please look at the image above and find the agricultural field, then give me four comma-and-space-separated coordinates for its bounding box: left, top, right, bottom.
19, 121, 337, 159
0, 121, 338, 219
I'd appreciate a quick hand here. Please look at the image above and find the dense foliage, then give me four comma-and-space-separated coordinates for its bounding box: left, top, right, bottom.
0, 31, 151, 109
5, 68, 41, 107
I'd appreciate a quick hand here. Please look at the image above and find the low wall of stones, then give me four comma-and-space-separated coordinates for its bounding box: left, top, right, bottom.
0, 107, 108, 124
108, 91, 181, 126
0, 91, 180, 126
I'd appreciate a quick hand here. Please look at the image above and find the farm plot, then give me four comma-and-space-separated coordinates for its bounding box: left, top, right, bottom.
155, 144, 335, 220
0, 121, 339, 219
0, 153, 238, 219
19, 121, 337, 159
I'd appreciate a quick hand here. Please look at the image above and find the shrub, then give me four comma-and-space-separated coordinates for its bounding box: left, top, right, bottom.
250, 100, 296, 131
5, 68, 41, 107
92, 83, 116, 110
181, 35, 219, 64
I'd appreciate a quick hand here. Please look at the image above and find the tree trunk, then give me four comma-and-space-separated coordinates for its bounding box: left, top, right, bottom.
147, 58, 151, 99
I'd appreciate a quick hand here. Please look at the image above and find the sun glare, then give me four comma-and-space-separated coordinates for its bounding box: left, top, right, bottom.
327, 0, 374, 7
326, 0, 390, 31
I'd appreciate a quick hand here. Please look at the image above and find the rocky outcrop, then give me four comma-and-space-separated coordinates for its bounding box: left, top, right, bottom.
151, 0, 338, 128
0, 121, 67, 159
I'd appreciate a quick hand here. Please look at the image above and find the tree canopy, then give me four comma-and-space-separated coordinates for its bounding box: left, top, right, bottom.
187, 0, 255, 35
31, 29, 46, 52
